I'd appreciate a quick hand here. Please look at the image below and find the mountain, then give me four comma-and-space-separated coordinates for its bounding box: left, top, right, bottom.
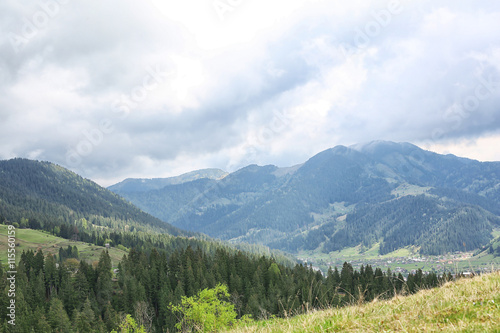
0, 158, 184, 236
108, 168, 228, 193
109, 141, 500, 255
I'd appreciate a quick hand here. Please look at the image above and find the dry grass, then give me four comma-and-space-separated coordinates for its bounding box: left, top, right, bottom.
230, 272, 500, 332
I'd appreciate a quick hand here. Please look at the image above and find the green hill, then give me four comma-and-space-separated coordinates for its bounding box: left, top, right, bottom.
0, 158, 185, 236
0, 158, 291, 261
230, 271, 500, 332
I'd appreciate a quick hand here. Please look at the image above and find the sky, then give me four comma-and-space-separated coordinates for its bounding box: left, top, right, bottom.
1, 0, 499, 187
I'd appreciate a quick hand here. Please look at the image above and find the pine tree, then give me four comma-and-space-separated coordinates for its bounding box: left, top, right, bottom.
33, 249, 45, 275
48, 298, 71, 333
74, 265, 90, 305
74, 298, 96, 333
59, 267, 76, 316
159, 284, 176, 330
36, 314, 52, 332
32, 271, 46, 309
103, 305, 121, 333
395, 273, 405, 294
44, 253, 57, 298
340, 262, 354, 301
96, 250, 113, 310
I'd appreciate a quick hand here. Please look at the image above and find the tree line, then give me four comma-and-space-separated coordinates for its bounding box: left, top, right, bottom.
1, 244, 452, 332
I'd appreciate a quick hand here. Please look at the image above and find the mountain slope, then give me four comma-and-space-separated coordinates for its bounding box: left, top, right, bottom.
0, 158, 184, 235
109, 141, 500, 255
108, 168, 228, 193
231, 271, 500, 333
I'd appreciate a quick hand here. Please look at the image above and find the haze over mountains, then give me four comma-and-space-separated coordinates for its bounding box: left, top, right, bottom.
110, 141, 500, 255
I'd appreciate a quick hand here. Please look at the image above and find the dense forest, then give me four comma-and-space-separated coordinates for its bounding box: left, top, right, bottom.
0, 229, 450, 332
0, 158, 184, 237
274, 195, 500, 255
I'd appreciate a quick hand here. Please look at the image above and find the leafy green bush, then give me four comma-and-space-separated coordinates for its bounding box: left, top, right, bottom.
110, 314, 146, 333
171, 284, 238, 332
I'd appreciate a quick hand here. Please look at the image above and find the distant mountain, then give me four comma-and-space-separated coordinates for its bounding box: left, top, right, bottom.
0, 158, 184, 236
109, 168, 228, 193
109, 141, 500, 255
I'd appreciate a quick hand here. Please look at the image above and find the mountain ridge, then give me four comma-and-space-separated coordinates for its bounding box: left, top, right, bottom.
108, 168, 229, 193
108, 141, 500, 255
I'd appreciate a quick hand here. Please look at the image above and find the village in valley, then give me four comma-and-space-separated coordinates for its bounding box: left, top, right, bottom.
298, 246, 499, 277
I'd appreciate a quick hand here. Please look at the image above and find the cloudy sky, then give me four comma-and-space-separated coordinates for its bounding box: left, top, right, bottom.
1, 0, 499, 186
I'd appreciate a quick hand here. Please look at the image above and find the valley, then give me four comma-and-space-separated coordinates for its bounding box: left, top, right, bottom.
297, 244, 500, 276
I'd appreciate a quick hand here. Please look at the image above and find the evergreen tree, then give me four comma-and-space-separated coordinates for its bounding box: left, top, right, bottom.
48, 298, 71, 333
44, 253, 58, 298
96, 250, 113, 310
33, 249, 45, 275
74, 298, 96, 333
340, 262, 354, 301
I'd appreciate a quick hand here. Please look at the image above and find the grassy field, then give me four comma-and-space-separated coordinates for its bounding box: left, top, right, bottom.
391, 183, 432, 197
297, 243, 500, 275
230, 271, 500, 332
0, 225, 127, 268
298, 243, 414, 262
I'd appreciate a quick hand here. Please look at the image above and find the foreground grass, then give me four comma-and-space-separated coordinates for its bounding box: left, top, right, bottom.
231, 272, 500, 332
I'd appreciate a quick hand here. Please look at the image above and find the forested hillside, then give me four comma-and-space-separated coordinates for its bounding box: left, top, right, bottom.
0, 158, 183, 236
0, 158, 291, 260
0, 234, 448, 332
111, 141, 500, 255
0, 158, 303, 331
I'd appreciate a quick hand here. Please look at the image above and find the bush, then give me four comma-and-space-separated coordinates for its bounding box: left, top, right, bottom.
171, 284, 238, 332
110, 314, 146, 333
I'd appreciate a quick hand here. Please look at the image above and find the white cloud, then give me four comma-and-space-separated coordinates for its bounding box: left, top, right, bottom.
424, 132, 500, 162
0, 0, 499, 186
